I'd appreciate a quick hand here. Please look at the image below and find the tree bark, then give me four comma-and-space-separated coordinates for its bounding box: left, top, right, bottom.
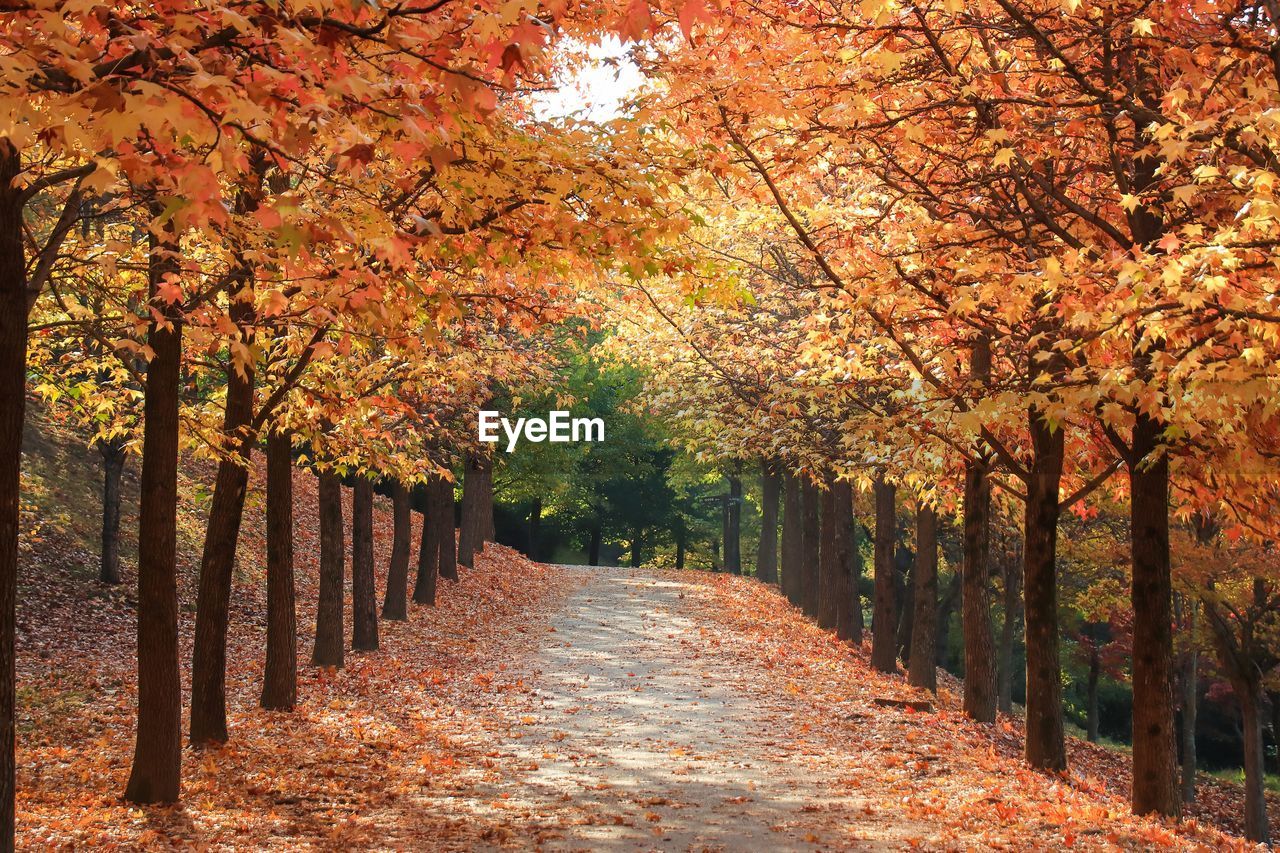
434, 475, 458, 583
381, 481, 410, 620
1129, 412, 1179, 816
485, 463, 497, 547
351, 476, 378, 652
413, 475, 443, 604
188, 432, 253, 741
817, 475, 839, 631
757, 461, 780, 584
997, 530, 1023, 715
963, 459, 998, 722
1180, 601, 1198, 804
527, 497, 542, 561
124, 221, 183, 803
936, 571, 962, 668
98, 439, 126, 584
726, 475, 742, 575
1204, 582, 1272, 842
780, 472, 803, 606
719, 496, 730, 573
801, 478, 821, 619
1023, 409, 1066, 772
1085, 635, 1100, 743
832, 479, 861, 643
190, 287, 256, 746
457, 454, 481, 568
311, 471, 345, 668
1239, 678, 1271, 844
896, 546, 915, 665
871, 477, 898, 673
908, 504, 938, 692
0, 140, 26, 837
477, 456, 495, 549
260, 430, 296, 710
587, 522, 601, 566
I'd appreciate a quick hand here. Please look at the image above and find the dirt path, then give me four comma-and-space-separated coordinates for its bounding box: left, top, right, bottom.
461, 567, 918, 851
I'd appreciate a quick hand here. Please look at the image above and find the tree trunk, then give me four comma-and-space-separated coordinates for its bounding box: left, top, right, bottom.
1270, 693, 1280, 778
351, 476, 378, 652
997, 531, 1023, 715
719, 496, 730, 573
124, 222, 183, 803
413, 476, 443, 604
757, 461, 780, 584
0, 140, 26, 837
1205, 583, 1271, 841
485, 463, 497, 547
780, 472, 803, 606
631, 530, 643, 567
381, 481, 410, 620
190, 288, 256, 746
833, 479, 861, 643
587, 522, 601, 566
477, 456, 495, 549
527, 497, 542, 561
936, 571, 962, 669
817, 475, 839, 631
908, 504, 938, 692
1085, 637, 1100, 743
675, 531, 686, 570
1239, 677, 1271, 844
457, 455, 481, 568
98, 439, 126, 584
1180, 602, 1198, 804
435, 476, 459, 583
801, 478, 821, 619
871, 477, 897, 673
260, 430, 296, 711
963, 458, 998, 722
311, 471, 345, 668
188, 435, 253, 742
896, 547, 915, 665
726, 475, 742, 574
1129, 412, 1178, 817
1023, 409, 1067, 772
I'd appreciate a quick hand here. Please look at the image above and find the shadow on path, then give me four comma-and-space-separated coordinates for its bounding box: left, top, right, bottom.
461, 566, 916, 851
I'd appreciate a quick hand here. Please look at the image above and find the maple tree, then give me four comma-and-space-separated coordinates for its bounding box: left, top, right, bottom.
7, 0, 1280, 846
606, 0, 1280, 838
3, 0, 687, 844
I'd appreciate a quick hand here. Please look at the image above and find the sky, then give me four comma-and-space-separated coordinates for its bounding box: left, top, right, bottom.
530, 37, 646, 123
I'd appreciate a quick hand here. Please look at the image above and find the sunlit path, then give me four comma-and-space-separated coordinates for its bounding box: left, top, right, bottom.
452, 567, 920, 850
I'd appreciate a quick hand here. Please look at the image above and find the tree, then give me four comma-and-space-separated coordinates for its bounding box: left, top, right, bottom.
312, 471, 346, 669
124, 217, 183, 802
909, 504, 939, 692
756, 461, 780, 584
382, 481, 412, 621
260, 430, 297, 711
351, 476, 378, 652
871, 478, 898, 674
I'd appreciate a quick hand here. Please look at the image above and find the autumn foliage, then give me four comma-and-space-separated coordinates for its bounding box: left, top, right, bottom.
4, 0, 1280, 847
